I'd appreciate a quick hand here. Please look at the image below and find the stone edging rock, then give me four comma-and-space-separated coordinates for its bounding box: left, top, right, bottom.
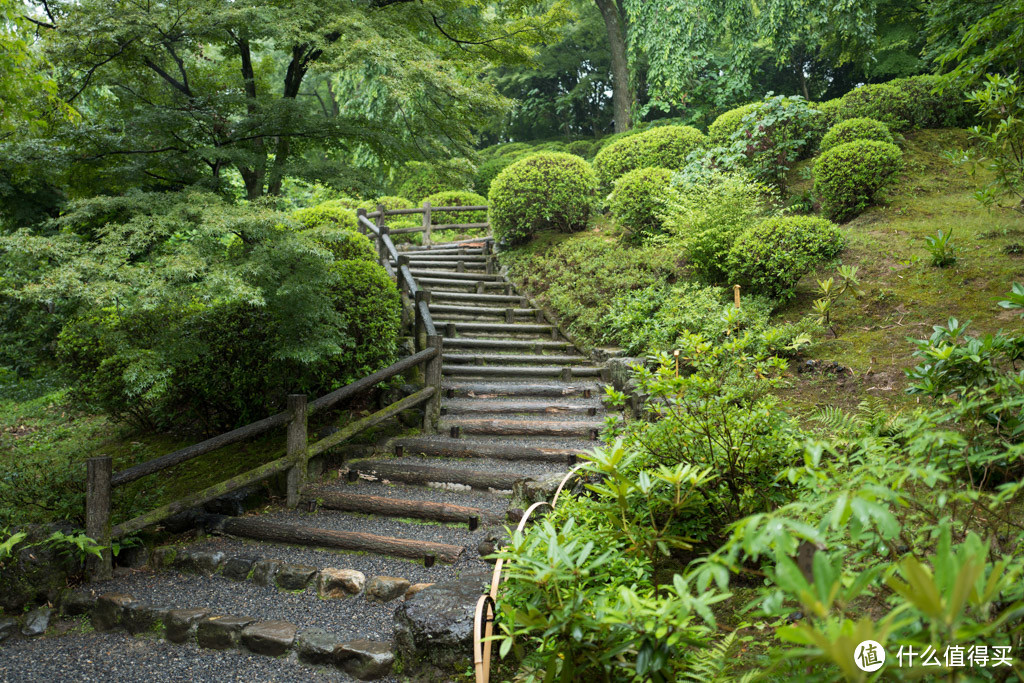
151, 546, 432, 603
62, 591, 394, 681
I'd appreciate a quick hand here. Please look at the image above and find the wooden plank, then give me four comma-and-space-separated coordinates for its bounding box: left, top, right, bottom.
394, 436, 580, 462
111, 454, 293, 538
216, 517, 463, 563
308, 347, 437, 414
307, 387, 435, 458
431, 222, 490, 231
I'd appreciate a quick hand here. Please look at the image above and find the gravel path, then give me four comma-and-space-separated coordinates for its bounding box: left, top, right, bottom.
362, 454, 569, 479
0, 628, 379, 682
91, 569, 398, 640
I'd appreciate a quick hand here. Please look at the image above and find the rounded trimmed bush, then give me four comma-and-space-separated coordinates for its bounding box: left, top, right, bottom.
726, 216, 846, 301
327, 259, 402, 379
819, 118, 894, 153
422, 190, 488, 225
592, 125, 707, 190
488, 152, 597, 244
814, 98, 843, 131
292, 199, 359, 231
298, 226, 375, 262
474, 155, 523, 195
609, 167, 673, 243
813, 140, 904, 222
396, 161, 474, 202
567, 140, 595, 158
708, 103, 758, 143
887, 75, 974, 128
837, 83, 916, 131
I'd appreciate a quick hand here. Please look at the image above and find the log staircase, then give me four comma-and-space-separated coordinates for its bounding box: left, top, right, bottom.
7, 220, 608, 681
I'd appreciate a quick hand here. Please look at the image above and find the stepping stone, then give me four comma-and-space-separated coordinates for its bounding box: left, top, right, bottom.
241, 620, 297, 656
318, 568, 365, 598
297, 627, 343, 665
275, 563, 316, 591
222, 555, 257, 581
123, 603, 170, 635
165, 608, 211, 643
0, 617, 17, 643
335, 639, 395, 680
366, 576, 411, 602
197, 614, 255, 650
21, 607, 52, 637
92, 593, 134, 632
250, 559, 280, 587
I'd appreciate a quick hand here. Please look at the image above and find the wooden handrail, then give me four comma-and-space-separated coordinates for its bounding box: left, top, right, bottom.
365, 205, 487, 219
308, 348, 437, 414
473, 464, 587, 683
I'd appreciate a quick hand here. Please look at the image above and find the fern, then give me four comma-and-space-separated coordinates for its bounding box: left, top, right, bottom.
681, 632, 759, 682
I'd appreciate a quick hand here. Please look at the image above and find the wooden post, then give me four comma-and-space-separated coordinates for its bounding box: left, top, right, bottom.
423, 334, 443, 432
422, 201, 432, 247
86, 456, 113, 581
356, 208, 367, 235
286, 394, 308, 509
414, 290, 430, 351
733, 284, 741, 309
376, 203, 387, 265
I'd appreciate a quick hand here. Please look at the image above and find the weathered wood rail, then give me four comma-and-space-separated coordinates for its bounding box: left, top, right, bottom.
85, 201, 491, 580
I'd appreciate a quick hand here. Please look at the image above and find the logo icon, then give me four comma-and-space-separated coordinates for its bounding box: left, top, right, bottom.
855, 640, 886, 672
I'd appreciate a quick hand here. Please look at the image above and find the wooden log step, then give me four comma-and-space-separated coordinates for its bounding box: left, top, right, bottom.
443, 381, 600, 398
214, 516, 463, 563
392, 437, 579, 463
440, 417, 604, 438
443, 353, 588, 365
409, 269, 503, 281
303, 490, 498, 524
443, 365, 601, 378
430, 292, 526, 304
418, 277, 507, 290
430, 305, 538, 317
403, 254, 487, 262
444, 398, 601, 415
442, 337, 571, 351
437, 322, 553, 333
406, 261, 487, 270
348, 460, 527, 490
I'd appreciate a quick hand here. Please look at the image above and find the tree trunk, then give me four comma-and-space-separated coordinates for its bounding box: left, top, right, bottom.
594, 0, 632, 132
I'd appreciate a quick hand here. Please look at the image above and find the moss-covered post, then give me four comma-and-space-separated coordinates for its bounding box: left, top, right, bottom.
397, 255, 412, 332
86, 456, 113, 581
423, 334, 443, 432
422, 201, 432, 246
376, 203, 388, 266
414, 290, 431, 352
356, 207, 367, 235
286, 394, 308, 509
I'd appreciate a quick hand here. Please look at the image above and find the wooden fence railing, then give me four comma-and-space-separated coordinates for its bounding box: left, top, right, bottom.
84, 203, 491, 580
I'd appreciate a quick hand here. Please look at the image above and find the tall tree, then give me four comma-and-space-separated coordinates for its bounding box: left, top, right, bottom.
592, 0, 632, 132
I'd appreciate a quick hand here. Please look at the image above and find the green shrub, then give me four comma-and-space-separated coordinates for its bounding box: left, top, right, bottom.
662, 171, 772, 282
592, 125, 707, 190
474, 155, 524, 195
533, 141, 568, 153
357, 195, 419, 230
708, 103, 758, 143
422, 190, 488, 242
599, 282, 774, 354
726, 215, 845, 301
837, 83, 917, 131
888, 75, 974, 128
608, 166, 673, 243
422, 190, 488, 224
297, 226, 376, 262
726, 95, 821, 187
488, 153, 597, 245
813, 140, 904, 221
814, 98, 843, 131
11, 192, 401, 432
818, 117, 894, 152
291, 199, 360, 231
567, 139, 595, 158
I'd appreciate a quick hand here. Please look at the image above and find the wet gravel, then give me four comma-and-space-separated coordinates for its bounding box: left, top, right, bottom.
92, 568, 397, 641
0, 628, 379, 682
